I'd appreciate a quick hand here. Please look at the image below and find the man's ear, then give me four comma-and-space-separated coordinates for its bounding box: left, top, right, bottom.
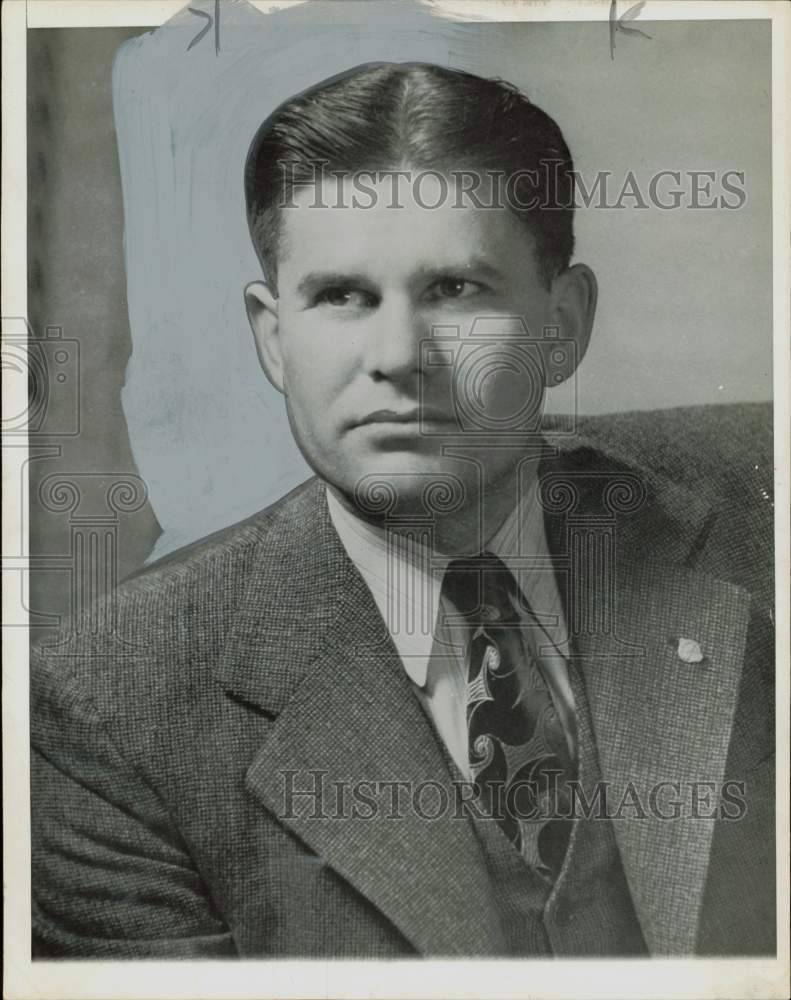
545, 263, 598, 383
244, 280, 285, 393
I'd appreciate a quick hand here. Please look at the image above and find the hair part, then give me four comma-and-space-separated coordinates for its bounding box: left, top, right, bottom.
244, 62, 575, 290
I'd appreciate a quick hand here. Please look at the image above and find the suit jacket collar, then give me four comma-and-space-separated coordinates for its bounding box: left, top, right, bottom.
213, 434, 750, 956
213, 480, 356, 715
540, 430, 750, 954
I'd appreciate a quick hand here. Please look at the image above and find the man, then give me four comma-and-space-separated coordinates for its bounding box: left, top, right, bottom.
31, 63, 775, 958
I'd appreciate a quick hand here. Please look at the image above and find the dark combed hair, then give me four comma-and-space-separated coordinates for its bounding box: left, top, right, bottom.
244, 62, 575, 287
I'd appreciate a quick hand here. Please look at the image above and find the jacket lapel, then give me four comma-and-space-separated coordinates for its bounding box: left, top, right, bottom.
541, 442, 750, 954
213, 480, 504, 955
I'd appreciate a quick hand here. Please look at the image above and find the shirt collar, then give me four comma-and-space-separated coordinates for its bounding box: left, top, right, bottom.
326, 482, 562, 687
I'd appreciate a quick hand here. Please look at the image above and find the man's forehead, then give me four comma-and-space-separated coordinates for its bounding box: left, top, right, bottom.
276, 173, 536, 279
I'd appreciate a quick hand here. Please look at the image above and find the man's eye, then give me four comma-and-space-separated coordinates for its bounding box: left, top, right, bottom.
314, 286, 376, 309
429, 278, 483, 301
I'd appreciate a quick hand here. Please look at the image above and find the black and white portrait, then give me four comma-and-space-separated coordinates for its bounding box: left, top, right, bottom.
4, 1, 788, 998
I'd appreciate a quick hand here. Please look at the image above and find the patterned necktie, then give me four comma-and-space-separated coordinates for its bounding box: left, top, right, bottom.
441, 552, 576, 879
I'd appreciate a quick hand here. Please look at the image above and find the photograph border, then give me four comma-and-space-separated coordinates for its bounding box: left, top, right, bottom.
3, 2, 789, 998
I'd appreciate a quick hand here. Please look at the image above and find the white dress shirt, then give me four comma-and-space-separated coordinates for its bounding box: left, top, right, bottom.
326, 485, 576, 779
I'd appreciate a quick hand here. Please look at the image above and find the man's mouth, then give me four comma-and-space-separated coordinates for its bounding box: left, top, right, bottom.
354, 407, 456, 428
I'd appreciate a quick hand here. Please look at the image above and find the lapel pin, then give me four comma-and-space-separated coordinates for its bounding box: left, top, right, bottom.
484, 645, 501, 671
675, 637, 704, 664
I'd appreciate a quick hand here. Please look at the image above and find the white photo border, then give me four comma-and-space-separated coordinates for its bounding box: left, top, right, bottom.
3, 2, 789, 998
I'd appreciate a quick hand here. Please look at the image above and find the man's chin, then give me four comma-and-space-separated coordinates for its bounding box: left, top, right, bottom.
331, 449, 481, 520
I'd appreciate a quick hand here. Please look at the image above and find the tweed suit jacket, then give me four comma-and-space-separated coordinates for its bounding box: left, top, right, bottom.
31, 403, 775, 958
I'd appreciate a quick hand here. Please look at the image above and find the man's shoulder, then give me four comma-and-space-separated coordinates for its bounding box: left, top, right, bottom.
31, 477, 324, 725
95, 475, 322, 627
550, 401, 774, 602
122, 475, 322, 596
551, 401, 773, 502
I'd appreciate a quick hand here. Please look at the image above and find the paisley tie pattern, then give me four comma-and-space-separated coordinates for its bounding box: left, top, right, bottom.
442, 552, 576, 879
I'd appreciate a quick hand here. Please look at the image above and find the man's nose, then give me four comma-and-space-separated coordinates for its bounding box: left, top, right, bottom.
361, 295, 426, 383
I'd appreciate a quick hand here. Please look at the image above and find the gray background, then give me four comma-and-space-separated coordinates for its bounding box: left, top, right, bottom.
27, 11, 772, 636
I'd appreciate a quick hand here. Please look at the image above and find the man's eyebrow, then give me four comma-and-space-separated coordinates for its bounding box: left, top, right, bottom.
295, 271, 375, 297
426, 259, 505, 282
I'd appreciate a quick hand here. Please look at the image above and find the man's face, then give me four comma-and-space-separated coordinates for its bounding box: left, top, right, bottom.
247, 174, 592, 520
